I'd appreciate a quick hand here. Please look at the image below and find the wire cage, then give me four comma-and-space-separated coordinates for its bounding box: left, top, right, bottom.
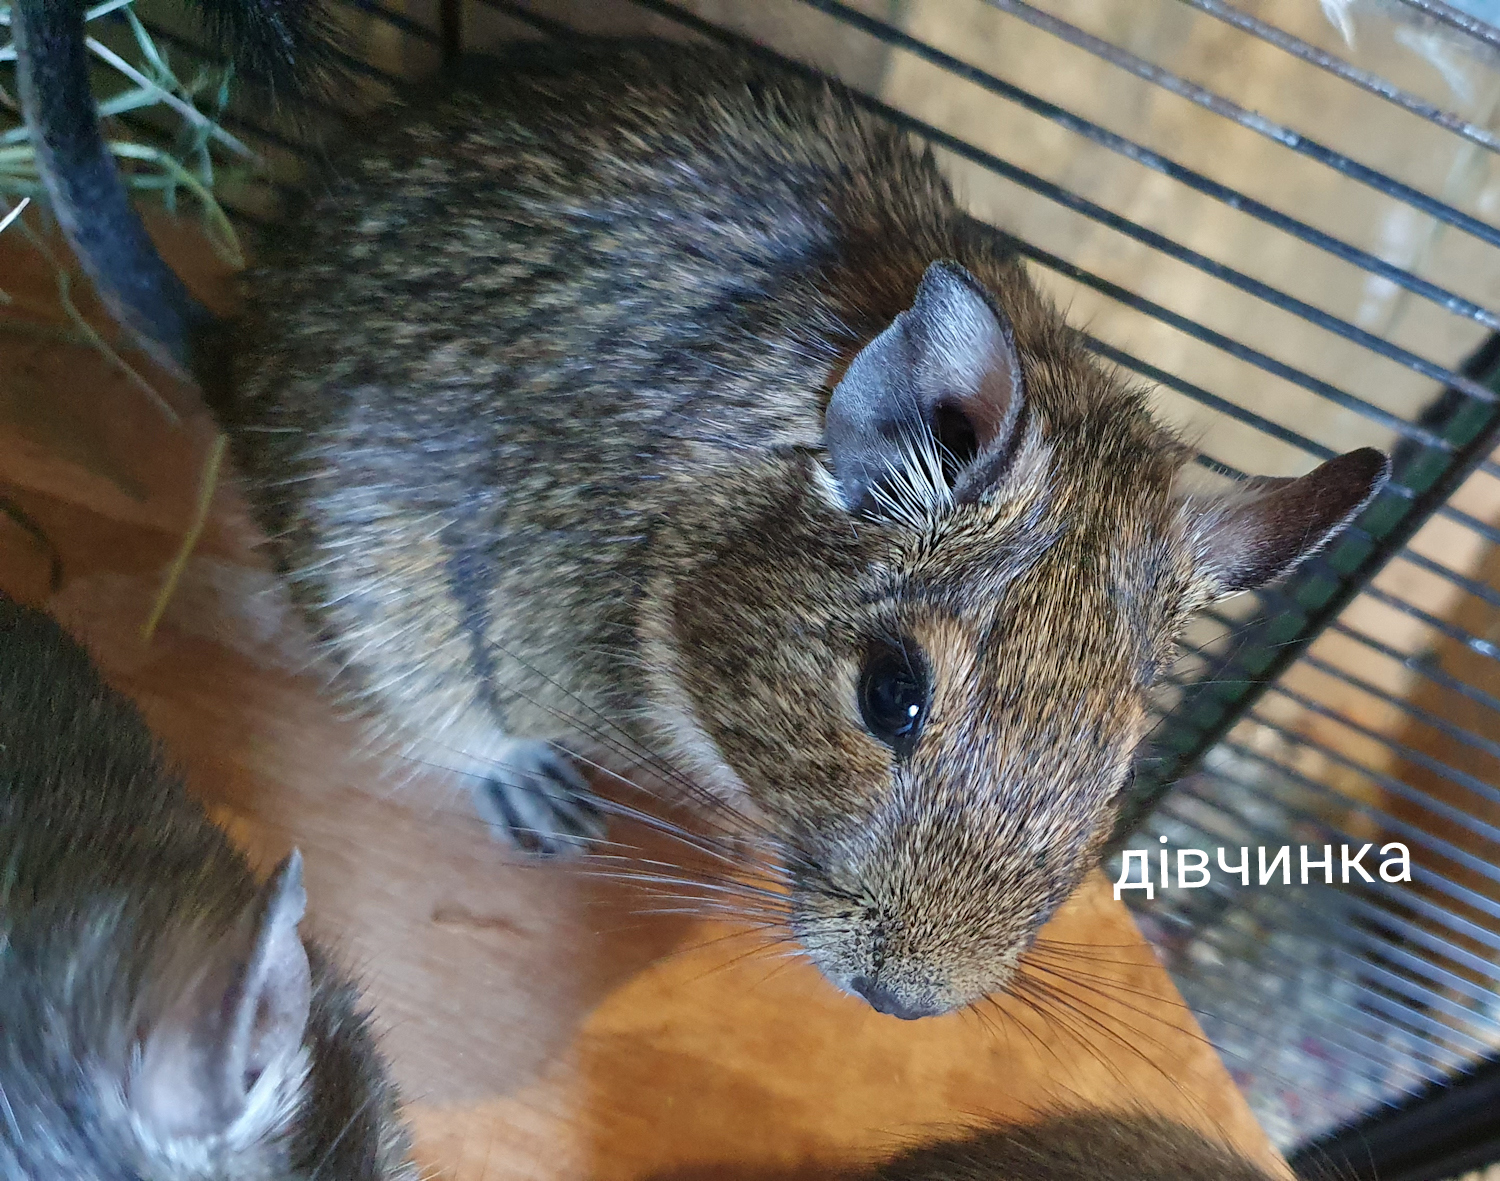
7, 0, 1500, 1174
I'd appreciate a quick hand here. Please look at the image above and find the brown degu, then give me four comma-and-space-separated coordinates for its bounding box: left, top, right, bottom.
0, 591, 415, 1180
15, 16, 1389, 1020
868, 1112, 1279, 1181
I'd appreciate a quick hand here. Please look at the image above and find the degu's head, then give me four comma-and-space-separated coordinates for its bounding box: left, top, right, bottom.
643, 261, 1387, 1017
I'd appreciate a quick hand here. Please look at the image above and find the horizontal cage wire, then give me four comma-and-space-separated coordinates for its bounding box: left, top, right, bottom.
7, 0, 1500, 1167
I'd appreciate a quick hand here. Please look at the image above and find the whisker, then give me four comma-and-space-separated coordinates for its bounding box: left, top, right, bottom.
987, 990, 1068, 1072
572, 862, 792, 907
309, 1086, 383, 1180
391, 744, 756, 869
1018, 960, 1205, 1047
1003, 976, 1206, 1109
679, 934, 796, 986
1007, 980, 1146, 1093
562, 867, 790, 910
413, 603, 772, 838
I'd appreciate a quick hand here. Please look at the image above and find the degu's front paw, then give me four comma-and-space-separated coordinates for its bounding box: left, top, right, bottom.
474, 740, 606, 857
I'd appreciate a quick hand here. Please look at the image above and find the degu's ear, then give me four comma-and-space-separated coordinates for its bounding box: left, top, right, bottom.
824, 261, 1025, 516
131, 851, 313, 1140
1179, 448, 1391, 600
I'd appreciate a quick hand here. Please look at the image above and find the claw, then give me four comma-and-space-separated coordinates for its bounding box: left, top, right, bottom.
473, 740, 606, 858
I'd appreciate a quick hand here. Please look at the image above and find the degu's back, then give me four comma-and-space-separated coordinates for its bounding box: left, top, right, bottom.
0, 593, 414, 1181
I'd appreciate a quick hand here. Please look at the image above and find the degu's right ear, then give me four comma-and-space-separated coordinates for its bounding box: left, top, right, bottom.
824, 261, 1026, 517
130, 851, 313, 1141
1177, 448, 1391, 601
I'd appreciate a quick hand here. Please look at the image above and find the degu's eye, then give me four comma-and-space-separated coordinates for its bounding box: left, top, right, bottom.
857, 639, 930, 757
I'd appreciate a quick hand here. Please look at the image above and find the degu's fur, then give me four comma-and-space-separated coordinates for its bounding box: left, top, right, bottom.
0, 592, 415, 1180
869, 1112, 1278, 1181
13, 3, 1389, 1019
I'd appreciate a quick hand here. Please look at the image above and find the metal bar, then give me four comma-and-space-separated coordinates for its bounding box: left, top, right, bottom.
1184, 456, 1500, 633
1010, 233, 1486, 440
981, 0, 1500, 248
472, 0, 579, 39
1326, 957, 1495, 1050
1155, 764, 1500, 984
1273, 535, 1500, 620
789, 0, 1500, 330
1232, 543, 1500, 665
1360, 583, 1500, 662
1325, 618, 1500, 718
490, 0, 1500, 426
1157, 785, 1500, 1000
1156, 700, 1500, 894
1390, 546, 1500, 611
1146, 918, 1465, 1084
73, 0, 1500, 1134
114, 10, 1500, 491
1392, 0, 1500, 53
1182, 0, 1500, 154
108, 106, 306, 217
1155, 941, 1467, 1080
440, 0, 463, 66
1140, 438, 1500, 659
1437, 500, 1500, 547
1259, 681, 1500, 810
1156, 891, 1496, 1060
594, 0, 1500, 341
1083, 335, 1407, 460
1337, 895, 1500, 998
1223, 490, 1500, 648
1341, 891, 1500, 987
1164, 756, 1500, 960
137, 10, 403, 96
1143, 896, 1472, 1077
130, 7, 1500, 726
1349, 868, 1500, 959
1041, 325, 1500, 626
1295, 649, 1500, 764
1008, 209, 1498, 415
134, 20, 342, 153
1290, 1053, 1500, 1181
1118, 334, 1500, 844
1145, 681, 1500, 891
347, 0, 441, 45
56, 0, 1500, 1139
1149, 673, 1500, 879
1239, 705, 1500, 877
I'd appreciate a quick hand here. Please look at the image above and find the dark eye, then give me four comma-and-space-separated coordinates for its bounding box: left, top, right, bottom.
858, 639, 929, 757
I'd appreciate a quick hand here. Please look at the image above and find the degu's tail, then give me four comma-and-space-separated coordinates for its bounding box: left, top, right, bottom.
10, 0, 341, 379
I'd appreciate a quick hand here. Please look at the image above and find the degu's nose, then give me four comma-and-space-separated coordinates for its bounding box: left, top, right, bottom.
850, 974, 944, 1020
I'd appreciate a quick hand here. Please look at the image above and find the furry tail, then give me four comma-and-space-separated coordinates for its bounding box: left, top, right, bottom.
13, 0, 215, 376
184, 0, 350, 102
10, 0, 342, 379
